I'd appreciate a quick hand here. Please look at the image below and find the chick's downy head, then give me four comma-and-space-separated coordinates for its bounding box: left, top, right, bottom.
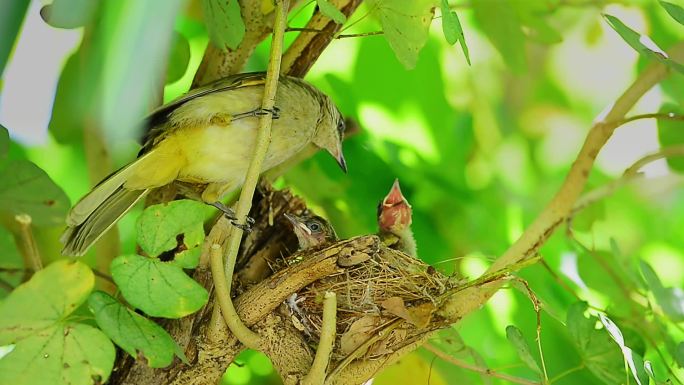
377, 179, 412, 236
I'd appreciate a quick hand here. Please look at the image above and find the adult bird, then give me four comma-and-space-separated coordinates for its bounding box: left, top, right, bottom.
62, 72, 347, 256
284, 212, 338, 250
377, 179, 416, 257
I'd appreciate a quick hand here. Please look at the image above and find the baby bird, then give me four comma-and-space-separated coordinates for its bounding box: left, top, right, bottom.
377, 179, 416, 257
284, 212, 338, 250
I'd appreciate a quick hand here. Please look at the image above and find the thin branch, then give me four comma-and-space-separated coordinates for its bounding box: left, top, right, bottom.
302, 291, 337, 385
571, 144, 684, 218
513, 277, 548, 384
438, 42, 684, 322
15, 214, 42, 276
214, 0, 290, 350
424, 344, 541, 385
615, 112, 684, 126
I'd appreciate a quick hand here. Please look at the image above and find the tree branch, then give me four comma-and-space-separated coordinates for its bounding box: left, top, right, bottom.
302, 291, 337, 385
438, 42, 684, 322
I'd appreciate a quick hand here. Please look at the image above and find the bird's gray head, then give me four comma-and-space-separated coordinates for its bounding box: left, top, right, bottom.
284, 212, 338, 250
312, 95, 347, 173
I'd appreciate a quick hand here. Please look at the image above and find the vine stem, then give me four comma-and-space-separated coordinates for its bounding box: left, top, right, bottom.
302, 291, 337, 385
211, 0, 290, 350
15, 214, 42, 276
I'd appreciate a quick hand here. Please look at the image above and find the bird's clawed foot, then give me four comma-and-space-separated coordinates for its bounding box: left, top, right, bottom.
210, 201, 237, 220
234, 107, 281, 120
231, 216, 255, 232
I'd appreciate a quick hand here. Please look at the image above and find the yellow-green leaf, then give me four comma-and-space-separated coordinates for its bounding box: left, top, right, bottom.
0, 260, 114, 385
439, 0, 470, 65
656, 103, 684, 172
506, 325, 541, 374
366, 0, 435, 69
316, 0, 346, 24
203, 0, 245, 51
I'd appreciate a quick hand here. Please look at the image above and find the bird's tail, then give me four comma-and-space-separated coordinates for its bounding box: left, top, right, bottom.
61, 158, 151, 256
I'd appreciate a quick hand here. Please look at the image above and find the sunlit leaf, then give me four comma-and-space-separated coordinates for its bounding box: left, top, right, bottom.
366, 0, 435, 69
0, 260, 114, 385
566, 302, 624, 384
110, 254, 209, 318
88, 291, 178, 368
203, 0, 245, 51
656, 103, 684, 172
640, 260, 684, 322
136, 200, 208, 268
439, 0, 470, 65
316, 0, 346, 24
0, 0, 30, 77
166, 32, 191, 84
506, 325, 541, 374
604, 14, 684, 75
473, 0, 526, 72
660, 1, 684, 26
99, 0, 185, 143
39, 0, 97, 29
0, 160, 70, 226
374, 352, 448, 385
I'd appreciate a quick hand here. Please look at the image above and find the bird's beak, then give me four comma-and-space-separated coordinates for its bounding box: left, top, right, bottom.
329, 141, 347, 173
284, 213, 311, 235
383, 179, 408, 207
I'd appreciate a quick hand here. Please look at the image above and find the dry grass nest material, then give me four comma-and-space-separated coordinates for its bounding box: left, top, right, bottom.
284, 236, 462, 360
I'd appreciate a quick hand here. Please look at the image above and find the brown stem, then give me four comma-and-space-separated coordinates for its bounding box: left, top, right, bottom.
15, 214, 42, 278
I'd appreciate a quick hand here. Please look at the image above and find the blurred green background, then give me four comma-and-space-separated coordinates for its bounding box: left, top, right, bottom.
1, 0, 684, 384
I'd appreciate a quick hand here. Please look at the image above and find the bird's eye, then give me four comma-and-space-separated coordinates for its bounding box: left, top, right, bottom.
308, 222, 321, 232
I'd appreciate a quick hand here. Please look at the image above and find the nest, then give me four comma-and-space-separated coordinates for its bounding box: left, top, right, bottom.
284, 236, 459, 360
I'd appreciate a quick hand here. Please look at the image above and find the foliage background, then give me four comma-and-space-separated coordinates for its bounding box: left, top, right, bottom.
1, 0, 684, 384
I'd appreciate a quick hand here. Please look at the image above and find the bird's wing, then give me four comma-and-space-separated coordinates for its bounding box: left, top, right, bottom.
140, 72, 268, 154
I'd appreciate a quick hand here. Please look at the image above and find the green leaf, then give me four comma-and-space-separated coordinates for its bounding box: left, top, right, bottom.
604, 14, 684, 75
505, 325, 541, 374
111, 254, 209, 318
0, 0, 30, 77
88, 291, 178, 368
0, 226, 23, 298
640, 260, 684, 322
39, 0, 97, 29
660, 1, 684, 26
566, 302, 624, 384
203, 0, 245, 51
656, 103, 684, 172
136, 200, 207, 268
473, 0, 526, 73
0, 124, 8, 160
166, 32, 191, 84
316, 0, 346, 24
0, 160, 70, 226
676, 342, 684, 368
366, 0, 435, 69
572, 200, 605, 232
439, 0, 470, 65
48, 50, 89, 143
0, 260, 114, 385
